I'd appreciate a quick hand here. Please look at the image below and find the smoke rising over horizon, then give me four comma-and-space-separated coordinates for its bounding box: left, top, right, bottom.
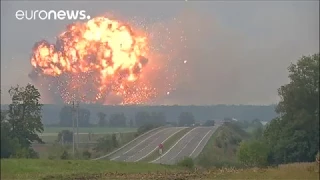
1, 1, 319, 105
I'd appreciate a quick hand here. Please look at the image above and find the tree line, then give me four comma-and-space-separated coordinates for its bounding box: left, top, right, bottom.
31, 104, 277, 125
58, 106, 201, 128
237, 53, 319, 166
1, 84, 44, 158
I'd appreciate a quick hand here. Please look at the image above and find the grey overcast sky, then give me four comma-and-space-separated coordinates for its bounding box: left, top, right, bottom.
1, 1, 319, 105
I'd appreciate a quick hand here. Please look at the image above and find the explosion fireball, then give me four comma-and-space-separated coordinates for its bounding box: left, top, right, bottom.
29, 16, 157, 104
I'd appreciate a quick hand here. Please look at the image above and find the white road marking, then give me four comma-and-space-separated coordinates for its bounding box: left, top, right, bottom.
135, 127, 186, 162
169, 131, 199, 162
93, 126, 163, 160
189, 128, 213, 157
151, 127, 197, 163
126, 134, 162, 161
110, 129, 166, 161
123, 128, 167, 155
110, 156, 120, 161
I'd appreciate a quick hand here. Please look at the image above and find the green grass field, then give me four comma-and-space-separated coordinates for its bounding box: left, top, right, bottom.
0, 159, 183, 180
39, 133, 105, 143
38, 127, 137, 143
1, 159, 318, 180
33, 132, 137, 159
42, 127, 137, 134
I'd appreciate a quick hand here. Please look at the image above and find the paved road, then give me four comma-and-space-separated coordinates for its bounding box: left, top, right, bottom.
93, 126, 164, 160
108, 127, 186, 162
151, 126, 219, 165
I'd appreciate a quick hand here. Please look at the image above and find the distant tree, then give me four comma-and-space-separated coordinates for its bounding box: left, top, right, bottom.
59, 106, 91, 127
251, 118, 263, 129
203, 120, 215, 126
109, 113, 126, 127
233, 120, 251, 129
97, 112, 107, 127
134, 111, 151, 127
251, 126, 263, 140
150, 112, 167, 126
134, 111, 166, 127
59, 106, 72, 127
263, 53, 319, 164
135, 123, 159, 137
94, 135, 118, 153
129, 118, 134, 127
166, 121, 177, 127
172, 122, 178, 126
57, 130, 73, 144
78, 108, 91, 127
178, 112, 195, 126
1, 84, 44, 158
1, 110, 20, 158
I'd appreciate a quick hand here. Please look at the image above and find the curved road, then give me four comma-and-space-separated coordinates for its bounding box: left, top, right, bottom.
108, 127, 186, 162
151, 126, 219, 165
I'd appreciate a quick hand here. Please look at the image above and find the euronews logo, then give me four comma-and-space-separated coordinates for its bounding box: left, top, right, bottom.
15, 10, 91, 21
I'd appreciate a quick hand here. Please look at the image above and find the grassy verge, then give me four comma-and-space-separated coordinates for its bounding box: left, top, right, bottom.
209, 162, 319, 180
195, 122, 250, 168
39, 133, 106, 143
0, 159, 184, 180
39, 131, 136, 144
1, 159, 318, 180
140, 127, 192, 162
33, 132, 136, 159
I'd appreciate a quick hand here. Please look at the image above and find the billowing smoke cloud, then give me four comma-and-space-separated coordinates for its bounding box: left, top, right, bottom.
1, 1, 318, 105
28, 17, 155, 105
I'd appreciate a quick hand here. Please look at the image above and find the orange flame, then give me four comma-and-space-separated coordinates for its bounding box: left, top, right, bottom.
30, 16, 156, 104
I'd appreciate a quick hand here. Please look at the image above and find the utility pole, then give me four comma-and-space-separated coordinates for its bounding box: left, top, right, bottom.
76, 101, 79, 150
72, 101, 75, 158
61, 135, 64, 145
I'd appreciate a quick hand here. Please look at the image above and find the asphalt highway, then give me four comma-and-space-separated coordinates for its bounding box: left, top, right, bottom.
108, 127, 186, 162
151, 126, 219, 165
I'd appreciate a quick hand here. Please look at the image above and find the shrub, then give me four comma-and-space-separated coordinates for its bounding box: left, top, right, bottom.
177, 157, 194, 169
60, 150, 70, 160
48, 155, 56, 160
12, 148, 39, 159
215, 139, 222, 148
57, 130, 73, 144
237, 140, 270, 167
82, 150, 92, 159
94, 135, 114, 153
